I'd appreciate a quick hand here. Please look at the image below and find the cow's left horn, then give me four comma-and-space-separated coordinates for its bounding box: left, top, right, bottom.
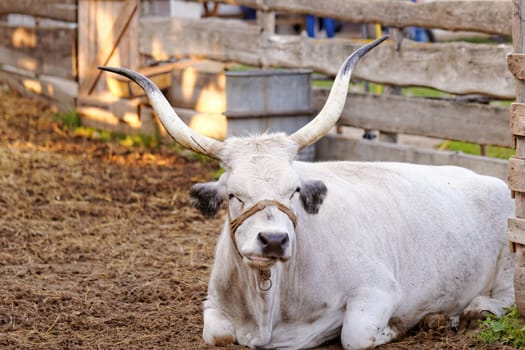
289, 36, 389, 150
98, 66, 224, 159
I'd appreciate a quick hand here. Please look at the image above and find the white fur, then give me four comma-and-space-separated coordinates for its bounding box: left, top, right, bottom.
203, 134, 514, 350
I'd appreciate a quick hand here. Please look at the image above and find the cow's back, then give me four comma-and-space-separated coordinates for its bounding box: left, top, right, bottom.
293, 161, 513, 326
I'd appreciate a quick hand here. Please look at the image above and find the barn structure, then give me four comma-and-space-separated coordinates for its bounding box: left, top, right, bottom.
2, 0, 525, 314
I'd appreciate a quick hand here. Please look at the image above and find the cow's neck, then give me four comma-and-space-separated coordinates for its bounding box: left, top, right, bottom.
212, 229, 299, 346
229, 250, 286, 346
246, 265, 280, 335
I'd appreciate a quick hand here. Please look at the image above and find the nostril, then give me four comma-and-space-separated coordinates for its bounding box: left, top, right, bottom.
258, 232, 269, 245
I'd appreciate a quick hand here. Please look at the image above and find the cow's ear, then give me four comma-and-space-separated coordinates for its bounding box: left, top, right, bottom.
189, 181, 224, 217
300, 180, 327, 214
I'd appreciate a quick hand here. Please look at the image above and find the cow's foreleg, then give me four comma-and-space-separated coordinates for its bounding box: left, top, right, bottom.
461, 246, 514, 328
341, 287, 403, 350
202, 306, 236, 346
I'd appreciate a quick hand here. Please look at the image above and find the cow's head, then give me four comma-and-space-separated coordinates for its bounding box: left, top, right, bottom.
99, 36, 387, 269
188, 133, 327, 268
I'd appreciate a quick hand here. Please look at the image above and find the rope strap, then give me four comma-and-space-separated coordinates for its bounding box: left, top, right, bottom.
228, 199, 297, 257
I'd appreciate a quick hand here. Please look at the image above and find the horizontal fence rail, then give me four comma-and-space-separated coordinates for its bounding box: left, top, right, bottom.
0, 23, 76, 79
316, 134, 509, 180
188, 0, 512, 35
140, 17, 515, 98
0, 0, 77, 22
313, 89, 512, 147
0, 0, 78, 110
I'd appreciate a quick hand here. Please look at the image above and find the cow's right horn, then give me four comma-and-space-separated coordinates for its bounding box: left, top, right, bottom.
98, 67, 224, 159
290, 36, 388, 151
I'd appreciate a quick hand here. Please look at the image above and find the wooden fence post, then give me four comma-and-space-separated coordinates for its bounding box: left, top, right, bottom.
77, 0, 140, 96
508, 0, 525, 314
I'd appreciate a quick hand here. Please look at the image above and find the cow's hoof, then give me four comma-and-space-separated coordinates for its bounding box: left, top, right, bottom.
213, 334, 236, 346
202, 320, 236, 346
459, 310, 492, 330
420, 313, 450, 331
388, 317, 407, 339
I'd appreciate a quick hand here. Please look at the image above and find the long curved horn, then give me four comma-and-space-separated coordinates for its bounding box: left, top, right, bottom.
290, 36, 389, 150
98, 66, 224, 159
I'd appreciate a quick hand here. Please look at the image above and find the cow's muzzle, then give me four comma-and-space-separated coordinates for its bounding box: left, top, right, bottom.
228, 200, 297, 260
258, 232, 289, 258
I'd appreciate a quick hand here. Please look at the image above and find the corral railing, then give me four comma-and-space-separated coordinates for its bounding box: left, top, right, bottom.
138, 0, 513, 180
0, 0, 515, 180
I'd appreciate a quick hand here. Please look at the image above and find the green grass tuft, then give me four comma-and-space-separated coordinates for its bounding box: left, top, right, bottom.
69, 125, 159, 149
477, 306, 525, 348
53, 111, 81, 130
119, 134, 159, 148
402, 86, 451, 98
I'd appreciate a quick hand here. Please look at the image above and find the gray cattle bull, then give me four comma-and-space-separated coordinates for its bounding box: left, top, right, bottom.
99, 36, 514, 350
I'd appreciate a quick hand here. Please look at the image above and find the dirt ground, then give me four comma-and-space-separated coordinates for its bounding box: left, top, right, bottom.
0, 89, 518, 350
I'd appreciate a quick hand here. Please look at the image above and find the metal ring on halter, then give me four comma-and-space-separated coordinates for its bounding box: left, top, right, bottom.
258, 268, 272, 291
258, 277, 272, 291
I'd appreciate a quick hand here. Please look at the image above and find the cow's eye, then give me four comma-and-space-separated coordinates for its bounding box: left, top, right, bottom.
290, 187, 300, 199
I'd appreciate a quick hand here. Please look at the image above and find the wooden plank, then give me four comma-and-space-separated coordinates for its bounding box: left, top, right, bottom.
266, 0, 512, 36
139, 17, 262, 64
508, 53, 525, 80
0, 45, 73, 79
0, 24, 74, 59
139, 18, 515, 98
169, 60, 226, 112
0, 0, 77, 22
315, 134, 508, 180
198, 0, 511, 36
508, 157, 525, 192
0, 69, 76, 111
77, 104, 151, 136
78, 0, 139, 95
105, 62, 181, 98
313, 89, 512, 147
77, 91, 144, 117
514, 0, 525, 104
508, 217, 525, 246
78, 106, 121, 128
263, 36, 514, 99
511, 103, 525, 137
509, 0, 525, 317
0, 24, 76, 79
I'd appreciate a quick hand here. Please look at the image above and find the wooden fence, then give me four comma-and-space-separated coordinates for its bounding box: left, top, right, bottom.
137, 0, 513, 180
0, 0, 515, 181
508, 0, 525, 315
0, 0, 78, 111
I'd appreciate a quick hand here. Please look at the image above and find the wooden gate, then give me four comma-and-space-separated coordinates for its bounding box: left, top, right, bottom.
508, 0, 525, 315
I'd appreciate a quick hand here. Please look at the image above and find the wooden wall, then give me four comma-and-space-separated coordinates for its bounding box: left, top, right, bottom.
0, 0, 78, 110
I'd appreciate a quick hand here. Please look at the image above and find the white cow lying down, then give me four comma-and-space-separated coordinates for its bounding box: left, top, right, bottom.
99, 36, 515, 350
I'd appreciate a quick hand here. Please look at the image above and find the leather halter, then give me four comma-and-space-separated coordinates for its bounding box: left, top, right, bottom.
227, 199, 297, 258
